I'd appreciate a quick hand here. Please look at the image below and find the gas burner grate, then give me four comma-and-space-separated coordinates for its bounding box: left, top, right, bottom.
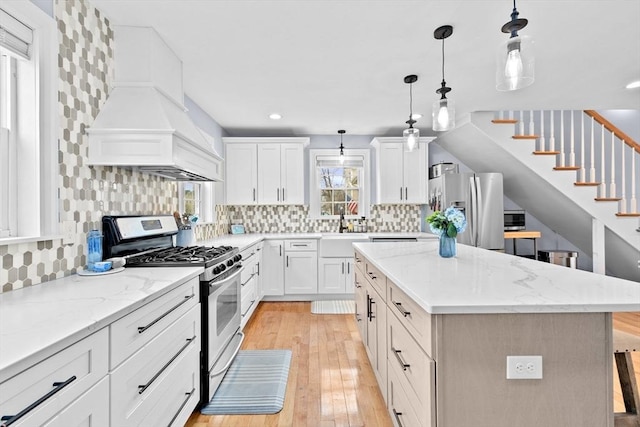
127, 245, 234, 265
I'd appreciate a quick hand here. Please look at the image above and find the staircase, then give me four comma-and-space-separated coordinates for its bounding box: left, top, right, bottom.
435, 110, 640, 282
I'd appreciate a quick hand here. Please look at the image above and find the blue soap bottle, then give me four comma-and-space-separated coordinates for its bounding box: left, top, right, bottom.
87, 229, 103, 271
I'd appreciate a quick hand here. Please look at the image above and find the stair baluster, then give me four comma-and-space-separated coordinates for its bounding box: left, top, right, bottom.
610, 132, 616, 199
589, 117, 596, 184
620, 144, 626, 214
569, 111, 576, 167
579, 114, 586, 182
559, 110, 566, 167
539, 110, 546, 152
600, 123, 606, 199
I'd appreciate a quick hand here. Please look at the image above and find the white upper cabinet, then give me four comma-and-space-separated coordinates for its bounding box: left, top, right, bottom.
371, 137, 433, 204
224, 138, 308, 205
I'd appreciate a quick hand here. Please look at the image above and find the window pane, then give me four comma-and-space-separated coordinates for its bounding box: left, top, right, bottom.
334, 190, 345, 202
332, 204, 344, 215
320, 203, 333, 216
320, 189, 332, 202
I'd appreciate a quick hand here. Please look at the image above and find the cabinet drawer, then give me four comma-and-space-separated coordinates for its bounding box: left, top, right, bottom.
387, 308, 435, 419
110, 277, 198, 368
116, 338, 199, 427
0, 328, 108, 427
388, 280, 433, 356
241, 278, 257, 318
43, 376, 109, 427
364, 259, 386, 297
388, 358, 432, 427
110, 305, 200, 426
284, 239, 317, 251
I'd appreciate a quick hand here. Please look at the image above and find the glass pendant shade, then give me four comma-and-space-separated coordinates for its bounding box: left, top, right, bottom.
403, 127, 420, 151
432, 98, 455, 132
496, 34, 534, 91
339, 147, 345, 164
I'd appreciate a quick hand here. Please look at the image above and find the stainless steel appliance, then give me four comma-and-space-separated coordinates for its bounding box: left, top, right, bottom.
429, 162, 459, 179
504, 210, 526, 231
102, 215, 244, 407
428, 172, 505, 250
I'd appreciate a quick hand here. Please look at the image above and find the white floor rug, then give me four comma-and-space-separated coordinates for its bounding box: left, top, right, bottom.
311, 300, 355, 314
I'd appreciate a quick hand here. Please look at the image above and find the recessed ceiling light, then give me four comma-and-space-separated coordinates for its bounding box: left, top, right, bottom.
626, 80, 640, 89
269, 113, 282, 120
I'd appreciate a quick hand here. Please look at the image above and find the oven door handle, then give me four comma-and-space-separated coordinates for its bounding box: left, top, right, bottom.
209, 331, 245, 377
209, 265, 244, 294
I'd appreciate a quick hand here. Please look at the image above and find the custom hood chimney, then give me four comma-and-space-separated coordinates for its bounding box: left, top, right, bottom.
86, 26, 222, 181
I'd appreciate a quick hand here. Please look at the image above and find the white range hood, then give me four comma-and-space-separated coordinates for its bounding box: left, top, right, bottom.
86, 26, 222, 181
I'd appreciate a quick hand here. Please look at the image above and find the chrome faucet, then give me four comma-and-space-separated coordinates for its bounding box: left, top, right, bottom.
338, 211, 347, 233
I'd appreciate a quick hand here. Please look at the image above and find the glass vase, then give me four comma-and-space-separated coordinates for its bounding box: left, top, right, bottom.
439, 235, 456, 258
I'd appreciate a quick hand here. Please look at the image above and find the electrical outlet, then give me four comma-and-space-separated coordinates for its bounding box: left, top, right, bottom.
506, 355, 543, 379
62, 220, 76, 245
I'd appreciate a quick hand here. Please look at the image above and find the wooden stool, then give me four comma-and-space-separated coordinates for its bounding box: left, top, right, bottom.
614, 329, 640, 427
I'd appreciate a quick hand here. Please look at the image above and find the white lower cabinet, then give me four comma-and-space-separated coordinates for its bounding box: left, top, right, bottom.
318, 257, 354, 294
262, 240, 284, 296
0, 328, 109, 427
284, 240, 318, 294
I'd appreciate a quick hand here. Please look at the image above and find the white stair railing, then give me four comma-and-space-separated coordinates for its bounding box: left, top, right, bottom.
493, 110, 639, 216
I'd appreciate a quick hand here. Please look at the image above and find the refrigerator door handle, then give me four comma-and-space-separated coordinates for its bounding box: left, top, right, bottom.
474, 176, 483, 247
469, 176, 478, 247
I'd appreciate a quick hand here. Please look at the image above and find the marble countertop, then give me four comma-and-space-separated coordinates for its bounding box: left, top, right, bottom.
353, 241, 640, 315
0, 266, 203, 383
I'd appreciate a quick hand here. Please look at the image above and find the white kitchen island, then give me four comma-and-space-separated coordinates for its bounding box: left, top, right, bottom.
352, 240, 640, 427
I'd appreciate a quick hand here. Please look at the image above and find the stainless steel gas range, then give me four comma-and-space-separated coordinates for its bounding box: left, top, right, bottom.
102, 215, 245, 407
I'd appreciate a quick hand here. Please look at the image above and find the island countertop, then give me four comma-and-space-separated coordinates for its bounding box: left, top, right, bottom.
353, 241, 640, 314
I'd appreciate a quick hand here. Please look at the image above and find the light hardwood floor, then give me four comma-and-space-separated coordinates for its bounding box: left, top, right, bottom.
186, 305, 639, 426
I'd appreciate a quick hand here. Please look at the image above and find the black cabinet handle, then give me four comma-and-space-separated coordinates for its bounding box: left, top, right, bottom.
392, 408, 405, 427
355, 280, 361, 289
342, 262, 344, 274
138, 336, 195, 394
282, 187, 285, 201
347, 262, 350, 274
167, 387, 196, 427
368, 271, 377, 280
253, 188, 256, 202
276, 188, 280, 201
392, 346, 411, 371
393, 301, 411, 317
1, 375, 77, 426
405, 187, 408, 200
400, 187, 403, 200
137, 294, 194, 334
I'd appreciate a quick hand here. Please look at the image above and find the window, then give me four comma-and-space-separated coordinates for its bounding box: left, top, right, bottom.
178, 181, 216, 223
0, 3, 57, 241
309, 149, 370, 219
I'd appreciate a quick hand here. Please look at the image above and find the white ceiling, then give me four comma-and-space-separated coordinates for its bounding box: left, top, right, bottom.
91, 0, 640, 137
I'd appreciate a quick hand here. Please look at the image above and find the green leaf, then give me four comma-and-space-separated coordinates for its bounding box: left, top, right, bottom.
447, 223, 457, 237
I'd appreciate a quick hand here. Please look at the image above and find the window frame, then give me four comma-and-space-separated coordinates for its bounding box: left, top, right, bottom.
309, 148, 370, 219
178, 181, 216, 224
0, 1, 57, 243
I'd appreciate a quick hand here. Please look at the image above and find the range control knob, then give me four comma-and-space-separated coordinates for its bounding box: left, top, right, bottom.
226, 259, 234, 267
213, 266, 221, 274
219, 264, 226, 272
235, 254, 242, 262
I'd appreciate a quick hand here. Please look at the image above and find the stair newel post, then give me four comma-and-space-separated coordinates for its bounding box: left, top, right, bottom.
619, 143, 627, 214
600, 124, 607, 198
589, 115, 596, 183
539, 110, 546, 152
579, 113, 586, 183
630, 147, 637, 214
569, 111, 576, 167
549, 110, 556, 153
610, 132, 616, 199
559, 110, 565, 167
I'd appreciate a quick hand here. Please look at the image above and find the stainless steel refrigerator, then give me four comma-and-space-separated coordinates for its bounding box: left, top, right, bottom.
427, 172, 504, 250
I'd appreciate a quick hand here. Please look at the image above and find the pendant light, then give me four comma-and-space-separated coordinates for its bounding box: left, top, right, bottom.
432, 25, 455, 132
403, 75, 419, 151
496, 0, 534, 91
338, 129, 346, 164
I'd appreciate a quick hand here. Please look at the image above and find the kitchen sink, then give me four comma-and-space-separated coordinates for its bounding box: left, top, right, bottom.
319, 233, 369, 257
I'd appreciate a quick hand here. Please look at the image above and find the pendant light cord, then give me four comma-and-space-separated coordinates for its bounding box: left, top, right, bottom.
409, 82, 414, 121
441, 36, 446, 84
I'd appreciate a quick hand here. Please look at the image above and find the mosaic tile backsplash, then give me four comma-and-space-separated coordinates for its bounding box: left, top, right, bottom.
222, 204, 422, 234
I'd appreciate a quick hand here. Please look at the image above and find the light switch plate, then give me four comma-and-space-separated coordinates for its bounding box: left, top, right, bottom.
506, 355, 543, 379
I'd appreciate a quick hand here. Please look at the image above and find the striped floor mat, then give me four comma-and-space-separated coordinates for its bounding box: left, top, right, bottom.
201, 350, 291, 415
311, 300, 355, 314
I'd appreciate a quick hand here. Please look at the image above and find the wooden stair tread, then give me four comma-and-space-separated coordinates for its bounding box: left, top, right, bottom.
575, 182, 601, 186
492, 119, 518, 124
616, 213, 640, 217
595, 197, 622, 201
513, 135, 540, 139
533, 151, 560, 155
554, 166, 581, 171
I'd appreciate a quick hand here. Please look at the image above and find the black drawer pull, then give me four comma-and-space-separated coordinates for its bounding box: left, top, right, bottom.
392, 346, 410, 371
1, 375, 77, 426
392, 408, 405, 427
393, 301, 411, 317
137, 294, 194, 334
138, 336, 195, 394
368, 272, 377, 280
167, 387, 196, 427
